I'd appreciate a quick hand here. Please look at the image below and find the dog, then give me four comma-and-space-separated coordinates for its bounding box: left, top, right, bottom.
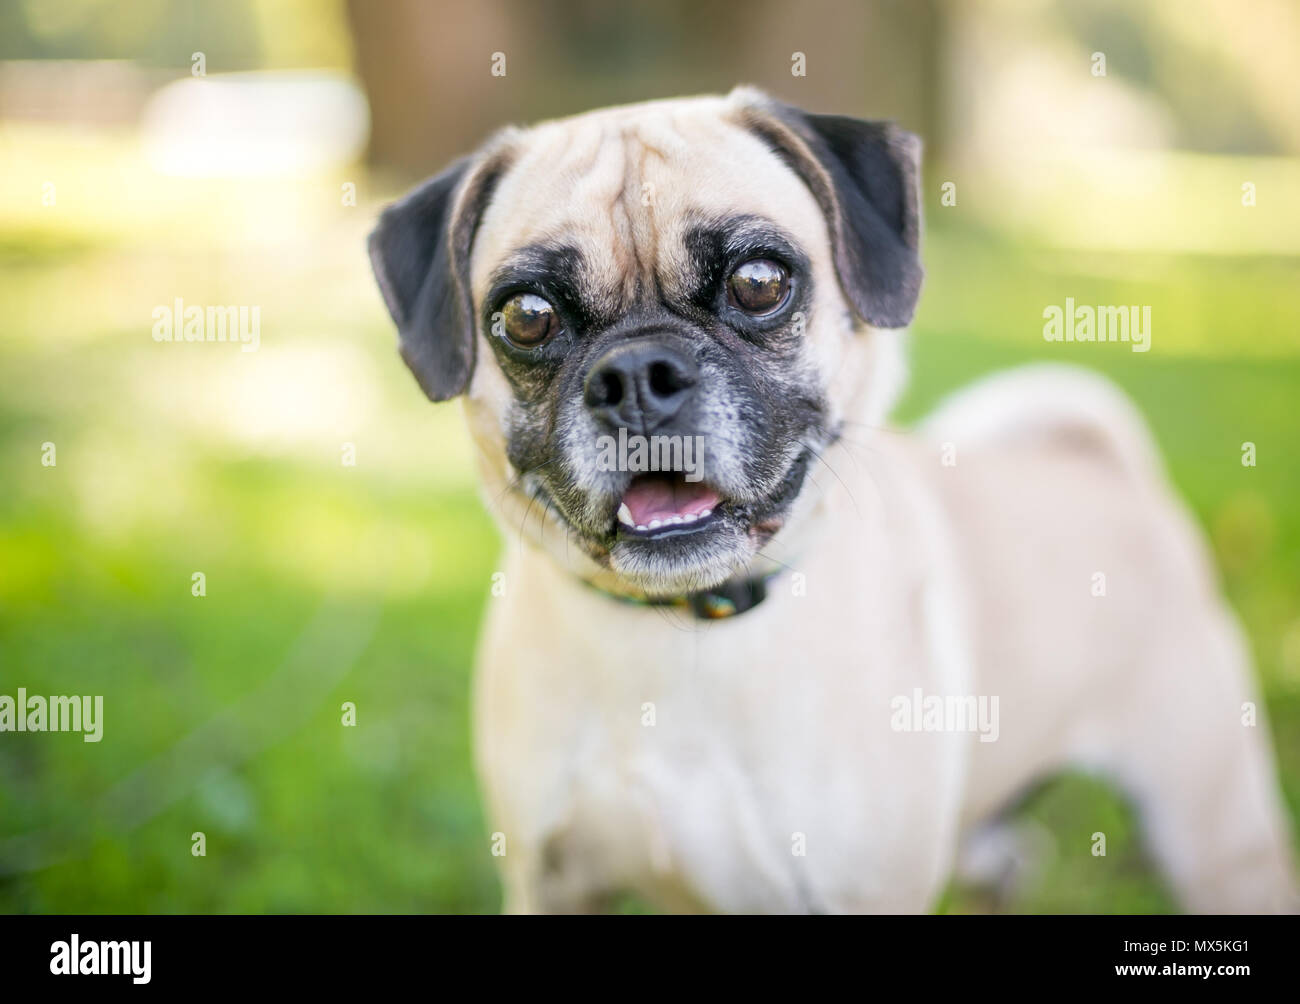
367, 87, 1296, 913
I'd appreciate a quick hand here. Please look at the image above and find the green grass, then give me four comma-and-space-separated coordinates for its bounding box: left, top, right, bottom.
1, 135, 1297, 912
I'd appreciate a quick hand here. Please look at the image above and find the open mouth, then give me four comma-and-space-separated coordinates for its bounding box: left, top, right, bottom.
615, 473, 722, 538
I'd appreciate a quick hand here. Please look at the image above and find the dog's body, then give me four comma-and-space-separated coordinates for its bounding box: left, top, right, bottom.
369, 89, 1296, 913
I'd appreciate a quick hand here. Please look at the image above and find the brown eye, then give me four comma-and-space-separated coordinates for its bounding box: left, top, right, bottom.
499, 293, 558, 348
727, 259, 789, 315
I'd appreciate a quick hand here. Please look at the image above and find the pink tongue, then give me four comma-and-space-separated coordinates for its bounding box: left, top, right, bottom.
622, 475, 720, 525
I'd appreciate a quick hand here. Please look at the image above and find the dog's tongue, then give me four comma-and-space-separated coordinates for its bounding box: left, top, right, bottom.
621, 474, 719, 525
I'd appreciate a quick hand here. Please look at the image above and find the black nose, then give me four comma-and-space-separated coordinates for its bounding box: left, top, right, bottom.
583, 339, 699, 432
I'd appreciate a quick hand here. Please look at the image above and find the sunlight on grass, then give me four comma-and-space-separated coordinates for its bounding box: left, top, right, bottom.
959, 150, 1300, 255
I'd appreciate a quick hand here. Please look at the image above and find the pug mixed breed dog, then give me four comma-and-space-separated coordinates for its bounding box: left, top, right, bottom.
367, 87, 1296, 913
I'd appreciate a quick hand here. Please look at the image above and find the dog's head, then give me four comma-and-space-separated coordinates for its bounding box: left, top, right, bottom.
368, 88, 921, 598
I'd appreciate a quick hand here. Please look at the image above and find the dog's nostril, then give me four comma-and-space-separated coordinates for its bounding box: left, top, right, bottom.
599, 370, 625, 407
648, 361, 684, 399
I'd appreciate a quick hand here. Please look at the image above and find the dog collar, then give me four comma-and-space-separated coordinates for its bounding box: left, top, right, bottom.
588, 570, 776, 620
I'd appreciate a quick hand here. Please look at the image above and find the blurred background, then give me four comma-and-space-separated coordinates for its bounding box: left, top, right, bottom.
1, 0, 1297, 913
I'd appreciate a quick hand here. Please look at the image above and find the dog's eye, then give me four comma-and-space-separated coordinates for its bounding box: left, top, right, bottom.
499, 293, 559, 348
727, 259, 789, 315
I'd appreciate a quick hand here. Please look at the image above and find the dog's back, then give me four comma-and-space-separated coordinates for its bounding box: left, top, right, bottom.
917, 364, 1296, 912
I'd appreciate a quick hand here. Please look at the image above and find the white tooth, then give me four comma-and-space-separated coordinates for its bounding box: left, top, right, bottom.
681, 513, 697, 523
617, 503, 635, 527
636, 524, 648, 532
648, 519, 662, 530
699, 508, 712, 518
668, 515, 683, 525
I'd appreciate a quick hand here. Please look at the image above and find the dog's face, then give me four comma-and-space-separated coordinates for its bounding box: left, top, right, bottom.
369, 89, 922, 597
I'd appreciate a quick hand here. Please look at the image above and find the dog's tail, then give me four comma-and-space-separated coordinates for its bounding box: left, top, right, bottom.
918, 363, 1163, 483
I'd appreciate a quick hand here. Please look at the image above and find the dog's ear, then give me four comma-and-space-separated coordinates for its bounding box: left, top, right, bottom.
367, 151, 507, 401
738, 95, 923, 329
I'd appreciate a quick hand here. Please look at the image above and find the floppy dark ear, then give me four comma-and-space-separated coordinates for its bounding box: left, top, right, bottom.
368, 154, 504, 401
743, 102, 923, 329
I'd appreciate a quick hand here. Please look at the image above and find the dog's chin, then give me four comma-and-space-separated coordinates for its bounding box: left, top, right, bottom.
552, 447, 813, 598
607, 505, 755, 597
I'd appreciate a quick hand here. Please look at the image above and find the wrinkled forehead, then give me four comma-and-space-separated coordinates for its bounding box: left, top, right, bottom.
469, 98, 830, 308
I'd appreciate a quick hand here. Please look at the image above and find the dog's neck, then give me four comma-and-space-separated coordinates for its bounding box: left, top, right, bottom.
584, 568, 779, 620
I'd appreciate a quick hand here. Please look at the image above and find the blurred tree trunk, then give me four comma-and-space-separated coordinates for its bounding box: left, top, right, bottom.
346, 0, 948, 179
345, 0, 516, 177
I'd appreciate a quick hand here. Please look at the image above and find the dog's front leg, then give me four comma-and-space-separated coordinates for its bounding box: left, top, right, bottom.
475, 666, 617, 913
499, 860, 543, 915
497, 837, 616, 915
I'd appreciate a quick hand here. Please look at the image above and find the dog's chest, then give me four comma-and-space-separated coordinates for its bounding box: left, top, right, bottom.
523, 636, 840, 913
476, 568, 964, 913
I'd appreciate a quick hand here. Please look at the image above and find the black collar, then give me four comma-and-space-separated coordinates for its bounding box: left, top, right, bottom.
588, 571, 774, 620
683, 574, 770, 619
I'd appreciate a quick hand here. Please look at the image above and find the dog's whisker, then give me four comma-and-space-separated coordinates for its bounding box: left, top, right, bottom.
486, 457, 562, 518
804, 442, 862, 521
836, 418, 907, 435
